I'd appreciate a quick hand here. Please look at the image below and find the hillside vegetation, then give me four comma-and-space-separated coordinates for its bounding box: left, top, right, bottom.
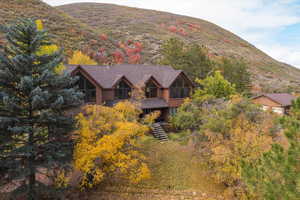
1, 0, 299, 90
58, 2, 300, 91
0, 0, 112, 56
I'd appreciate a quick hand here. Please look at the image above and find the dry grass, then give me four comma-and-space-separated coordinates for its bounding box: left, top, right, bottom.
86, 137, 225, 200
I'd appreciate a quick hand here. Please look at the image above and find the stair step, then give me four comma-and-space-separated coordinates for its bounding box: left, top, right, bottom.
151, 123, 168, 141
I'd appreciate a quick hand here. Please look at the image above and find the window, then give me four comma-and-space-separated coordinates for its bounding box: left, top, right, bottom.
115, 80, 131, 99
262, 105, 269, 111
272, 107, 284, 114
145, 81, 158, 98
77, 74, 96, 103
170, 76, 190, 98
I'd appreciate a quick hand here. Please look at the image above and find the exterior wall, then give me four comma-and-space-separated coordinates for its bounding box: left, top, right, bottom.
102, 89, 114, 102
96, 87, 102, 104
162, 89, 169, 101
168, 98, 185, 107
252, 96, 286, 115
161, 88, 188, 108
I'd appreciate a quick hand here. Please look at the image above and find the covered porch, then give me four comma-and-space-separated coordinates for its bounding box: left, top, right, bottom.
140, 98, 169, 122
106, 98, 170, 122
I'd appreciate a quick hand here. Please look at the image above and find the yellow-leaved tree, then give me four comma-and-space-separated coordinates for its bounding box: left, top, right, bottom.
201, 98, 276, 199
68, 50, 97, 65
35, 20, 66, 74
74, 101, 159, 189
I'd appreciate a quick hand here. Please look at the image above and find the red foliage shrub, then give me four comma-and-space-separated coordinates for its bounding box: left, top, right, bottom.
125, 47, 136, 56
127, 39, 133, 45
134, 42, 142, 51
128, 53, 141, 64
113, 50, 124, 64
99, 34, 108, 41
178, 28, 188, 36
168, 25, 178, 33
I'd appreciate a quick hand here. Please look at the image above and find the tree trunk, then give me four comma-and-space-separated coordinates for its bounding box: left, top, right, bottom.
28, 107, 36, 200
28, 162, 36, 200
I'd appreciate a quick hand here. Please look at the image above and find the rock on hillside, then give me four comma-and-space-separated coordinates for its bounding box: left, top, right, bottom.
58, 2, 300, 91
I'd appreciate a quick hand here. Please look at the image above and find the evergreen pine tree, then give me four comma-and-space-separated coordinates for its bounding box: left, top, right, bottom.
219, 58, 251, 94
160, 38, 214, 81
0, 19, 83, 199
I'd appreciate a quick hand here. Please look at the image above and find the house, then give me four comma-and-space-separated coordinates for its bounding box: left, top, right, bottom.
251, 93, 297, 114
66, 64, 194, 121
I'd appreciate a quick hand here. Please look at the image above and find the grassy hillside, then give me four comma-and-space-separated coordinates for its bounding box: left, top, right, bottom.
0, 0, 112, 56
1, 0, 299, 91
58, 2, 300, 91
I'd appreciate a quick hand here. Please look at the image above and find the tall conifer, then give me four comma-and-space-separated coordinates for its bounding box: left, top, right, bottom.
0, 19, 83, 199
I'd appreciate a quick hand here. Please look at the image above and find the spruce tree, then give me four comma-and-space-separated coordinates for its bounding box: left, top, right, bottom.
0, 19, 83, 199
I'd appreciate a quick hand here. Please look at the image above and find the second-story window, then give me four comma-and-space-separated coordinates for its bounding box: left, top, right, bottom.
170, 76, 190, 98
145, 81, 158, 98
78, 73, 96, 103
115, 80, 131, 99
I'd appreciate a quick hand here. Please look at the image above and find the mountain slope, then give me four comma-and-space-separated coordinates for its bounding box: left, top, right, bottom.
0, 0, 110, 56
58, 2, 300, 91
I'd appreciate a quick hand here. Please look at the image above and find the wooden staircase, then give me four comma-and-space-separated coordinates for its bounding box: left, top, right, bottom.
151, 123, 168, 141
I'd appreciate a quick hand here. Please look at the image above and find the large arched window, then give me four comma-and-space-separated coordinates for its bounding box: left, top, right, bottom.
78, 73, 96, 103
170, 76, 190, 98
115, 80, 131, 99
145, 80, 158, 98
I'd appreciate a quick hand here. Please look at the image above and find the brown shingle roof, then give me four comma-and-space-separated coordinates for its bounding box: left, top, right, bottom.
254, 93, 296, 106
66, 64, 186, 89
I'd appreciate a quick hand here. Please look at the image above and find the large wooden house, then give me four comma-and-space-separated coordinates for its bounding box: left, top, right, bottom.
67, 64, 194, 121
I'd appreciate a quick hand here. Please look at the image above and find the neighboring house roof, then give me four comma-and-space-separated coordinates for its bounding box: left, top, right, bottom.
66, 64, 192, 89
105, 98, 168, 109
253, 93, 296, 107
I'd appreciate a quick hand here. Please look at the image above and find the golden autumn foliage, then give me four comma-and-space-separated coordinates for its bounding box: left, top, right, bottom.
37, 44, 66, 74
35, 19, 43, 31
200, 98, 277, 199
35, 20, 66, 74
68, 50, 97, 65
74, 102, 158, 189
206, 116, 273, 182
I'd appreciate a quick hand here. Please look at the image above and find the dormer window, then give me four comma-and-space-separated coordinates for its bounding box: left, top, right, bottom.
170, 75, 190, 98
145, 81, 158, 98
115, 80, 131, 99
78, 73, 96, 103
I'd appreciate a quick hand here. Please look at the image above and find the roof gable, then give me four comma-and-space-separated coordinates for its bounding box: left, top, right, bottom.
66, 64, 190, 89
253, 93, 296, 107
71, 66, 103, 88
